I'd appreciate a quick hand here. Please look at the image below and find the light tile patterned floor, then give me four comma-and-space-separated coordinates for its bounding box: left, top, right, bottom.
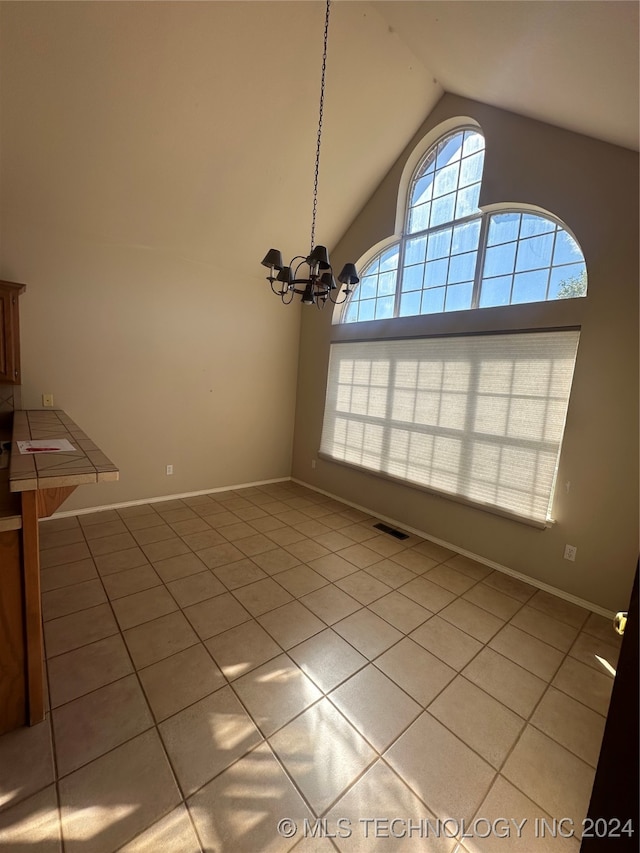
0, 482, 620, 852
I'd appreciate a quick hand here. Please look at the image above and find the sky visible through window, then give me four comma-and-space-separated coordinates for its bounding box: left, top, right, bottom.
343, 129, 587, 323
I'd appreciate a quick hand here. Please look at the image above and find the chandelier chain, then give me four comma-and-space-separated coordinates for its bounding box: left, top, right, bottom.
260, 0, 358, 307
310, 0, 331, 254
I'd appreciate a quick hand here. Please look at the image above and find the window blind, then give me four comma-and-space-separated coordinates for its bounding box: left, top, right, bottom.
319, 331, 580, 526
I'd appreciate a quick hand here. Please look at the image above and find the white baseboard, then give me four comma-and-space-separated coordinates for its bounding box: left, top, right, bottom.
291, 478, 615, 620
41, 476, 291, 519
41, 472, 614, 620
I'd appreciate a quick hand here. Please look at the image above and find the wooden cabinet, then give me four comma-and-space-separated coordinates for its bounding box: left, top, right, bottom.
0, 463, 25, 734
0, 280, 26, 385
0, 525, 26, 735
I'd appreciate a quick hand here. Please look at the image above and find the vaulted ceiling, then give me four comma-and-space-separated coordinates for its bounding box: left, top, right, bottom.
265, 0, 640, 260
1, 1, 637, 283
375, 0, 639, 152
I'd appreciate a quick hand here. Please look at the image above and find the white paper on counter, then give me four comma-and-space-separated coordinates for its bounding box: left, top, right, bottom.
17, 439, 76, 454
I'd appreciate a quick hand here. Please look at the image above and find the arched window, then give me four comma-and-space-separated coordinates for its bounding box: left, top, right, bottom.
342, 127, 586, 323
321, 121, 585, 526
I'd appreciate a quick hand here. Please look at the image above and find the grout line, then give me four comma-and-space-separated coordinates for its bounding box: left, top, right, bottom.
29, 481, 610, 849
41, 662, 64, 853
291, 477, 616, 620
73, 525, 191, 844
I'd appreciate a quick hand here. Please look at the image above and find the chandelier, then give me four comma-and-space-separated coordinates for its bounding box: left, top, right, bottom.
261, 0, 359, 308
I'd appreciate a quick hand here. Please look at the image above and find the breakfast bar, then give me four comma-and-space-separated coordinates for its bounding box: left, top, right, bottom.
0, 409, 118, 733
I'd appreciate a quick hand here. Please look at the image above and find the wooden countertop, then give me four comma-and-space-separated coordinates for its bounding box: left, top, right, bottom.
9, 409, 119, 493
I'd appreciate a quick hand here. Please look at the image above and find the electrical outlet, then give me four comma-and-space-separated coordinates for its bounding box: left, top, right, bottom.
311, 459, 316, 469
564, 544, 577, 562
166, 464, 173, 476
42, 394, 54, 407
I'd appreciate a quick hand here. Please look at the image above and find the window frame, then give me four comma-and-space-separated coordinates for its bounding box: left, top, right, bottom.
338, 123, 587, 325
319, 328, 581, 528
322, 119, 587, 525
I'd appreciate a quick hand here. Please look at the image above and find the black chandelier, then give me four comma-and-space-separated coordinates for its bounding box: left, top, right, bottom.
261, 0, 359, 308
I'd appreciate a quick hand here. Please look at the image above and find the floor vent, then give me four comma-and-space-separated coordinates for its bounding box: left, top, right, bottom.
373, 522, 410, 540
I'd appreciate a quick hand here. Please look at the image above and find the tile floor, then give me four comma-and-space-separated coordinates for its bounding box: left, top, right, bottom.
0, 482, 621, 852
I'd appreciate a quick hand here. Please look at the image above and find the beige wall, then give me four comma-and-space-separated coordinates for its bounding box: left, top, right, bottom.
292, 95, 639, 612
2, 2, 637, 610
0, 2, 305, 510
0, 1, 438, 513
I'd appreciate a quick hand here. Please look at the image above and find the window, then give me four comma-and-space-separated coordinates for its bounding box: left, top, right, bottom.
342, 128, 586, 323
320, 331, 580, 526
321, 121, 585, 524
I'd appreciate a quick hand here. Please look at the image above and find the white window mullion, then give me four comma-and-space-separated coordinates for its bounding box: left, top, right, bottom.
393, 236, 408, 318
471, 212, 490, 309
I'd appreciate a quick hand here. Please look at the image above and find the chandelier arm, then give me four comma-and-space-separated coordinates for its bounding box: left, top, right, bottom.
291, 281, 319, 295
328, 287, 350, 305
269, 280, 288, 297
310, 0, 331, 254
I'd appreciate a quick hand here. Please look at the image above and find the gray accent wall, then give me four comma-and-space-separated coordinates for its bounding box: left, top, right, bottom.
292, 95, 639, 613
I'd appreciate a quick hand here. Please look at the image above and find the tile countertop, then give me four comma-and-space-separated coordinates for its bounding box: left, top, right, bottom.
9, 409, 119, 494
